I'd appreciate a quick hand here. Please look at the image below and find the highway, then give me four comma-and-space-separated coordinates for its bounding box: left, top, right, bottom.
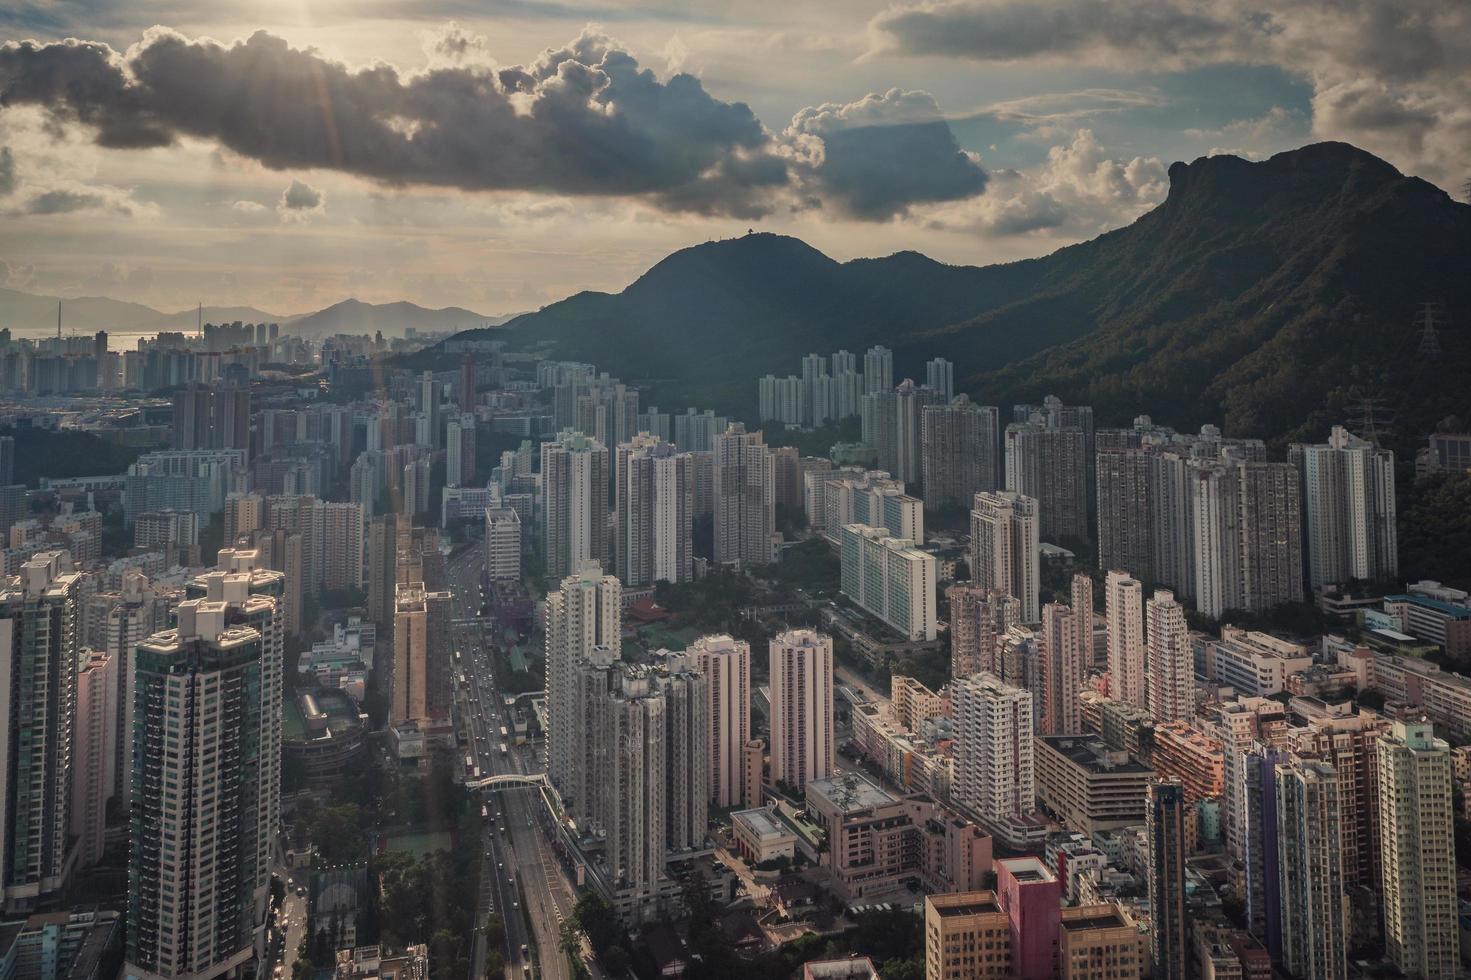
449, 543, 579, 980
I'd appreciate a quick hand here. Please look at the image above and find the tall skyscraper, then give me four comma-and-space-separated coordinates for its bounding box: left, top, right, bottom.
127, 598, 273, 980
418, 372, 443, 450
1286, 701, 1387, 889
1276, 758, 1348, 980
545, 563, 622, 804
947, 584, 1018, 679
541, 430, 610, 580
317, 500, 366, 591
1105, 571, 1146, 709
1005, 415, 1087, 541
0, 552, 80, 913
1038, 599, 1083, 736
953, 672, 1034, 827
1240, 744, 1286, 956
925, 357, 954, 402
921, 396, 1000, 511
392, 581, 453, 725
768, 630, 834, 789
0, 435, 13, 486
104, 570, 163, 811
1145, 589, 1191, 724
1293, 425, 1397, 589
1146, 780, 1189, 980
970, 490, 1040, 622
860, 388, 899, 475
575, 379, 639, 450
684, 635, 751, 808
713, 423, 776, 568
616, 434, 694, 587
838, 524, 938, 641
1096, 448, 1154, 581
863, 346, 893, 394
1377, 720, 1460, 979
445, 413, 476, 488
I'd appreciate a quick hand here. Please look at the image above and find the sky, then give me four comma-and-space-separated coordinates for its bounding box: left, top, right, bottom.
0, 0, 1466, 317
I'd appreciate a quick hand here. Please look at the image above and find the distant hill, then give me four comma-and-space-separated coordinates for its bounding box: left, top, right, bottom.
0, 289, 509, 341
286, 298, 501, 338
444, 142, 1471, 449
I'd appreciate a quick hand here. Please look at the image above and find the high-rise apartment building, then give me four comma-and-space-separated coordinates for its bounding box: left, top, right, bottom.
860, 389, 898, 475
768, 630, 834, 789
1005, 415, 1087, 542
1285, 700, 1387, 889
445, 414, 476, 488
418, 373, 443, 450
616, 435, 694, 587
402, 456, 431, 519
1145, 589, 1191, 724
1292, 425, 1397, 589
127, 598, 271, 980
104, 570, 163, 811
484, 506, 522, 580
953, 672, 1034, 827
893, 379, 941, 489
171, 384, 251, 457
863, 346, 893, 395
391, 577, 452, 728
545, 563, 622, 803
71, 650, 116, 870
921, 396, 1000, 511
684, 635, 751, 808
713, 423, 776, 568
575, 379, 639, 450
925, 357, 954, 403
1096, 449, 1154, 581
947, 584, 1018, 679
317, 500, 365, 591
1038, 575, 1091, 735
1276, 758, 1348, 980
1377, 720, 1460, 979
838, 524, 937, 641
970, 491, 1040, 622
541, 430, 610, 580
0, 552, 80, 913
1104, 571, 1146, 709
1146, 780, 1189, 980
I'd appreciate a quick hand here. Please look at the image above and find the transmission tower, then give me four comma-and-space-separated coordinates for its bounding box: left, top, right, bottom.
1416, 302, 1444, 357
1347, 394, 1392, 445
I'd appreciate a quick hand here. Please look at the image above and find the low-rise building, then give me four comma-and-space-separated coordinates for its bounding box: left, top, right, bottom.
730, 807, 797, 866
1035, 734, 1156, 835
333, 945, 429, 980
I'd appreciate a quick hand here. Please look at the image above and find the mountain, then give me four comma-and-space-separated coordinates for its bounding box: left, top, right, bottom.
0, 289, 509, 340
448, 142, 1471, 448
286, 298, 500, 338
0, 288, 288, 335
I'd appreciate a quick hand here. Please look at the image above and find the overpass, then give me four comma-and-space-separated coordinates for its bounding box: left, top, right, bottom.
467, 772, 550, 792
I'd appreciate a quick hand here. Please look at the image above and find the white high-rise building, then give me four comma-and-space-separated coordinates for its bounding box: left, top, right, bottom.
1105, 571, 1146, 709
768, 630, 834, 789
104, 570, 163, 811
616, 434, 694, 587
863, 346, 893, 394
1293, 425, 1397, 589
713, 423, 776, 568
925, 357, 954, 403
757, 375, 804, 426
684, 635, 751, 808
1145, 589, 1191, 724
445, 413, 476, 488
316, 500, 365, 590
1377, 720, 1460, 979
0, 552, 80, 913
970, 490, 1040, 622
484, 506, 522, 580
541, 430, 610, 580
545, 563, 622, 804
838, 524, 938, 641
952, 672, 1034, 825
947, 584, 1018, 679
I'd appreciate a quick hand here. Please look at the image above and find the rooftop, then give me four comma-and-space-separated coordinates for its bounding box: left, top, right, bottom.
732, 807, 794, 840
1038, 734, 1154, 774
806, 773, 896, 814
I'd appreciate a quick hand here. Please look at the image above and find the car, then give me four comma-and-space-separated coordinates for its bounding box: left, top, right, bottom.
520, 945, 529, 957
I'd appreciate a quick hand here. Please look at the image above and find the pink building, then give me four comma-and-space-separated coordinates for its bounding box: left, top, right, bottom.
996, 856, 1062, 980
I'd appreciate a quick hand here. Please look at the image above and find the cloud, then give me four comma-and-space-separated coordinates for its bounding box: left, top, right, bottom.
0, 148, 14, 195
278, 178, 325, 219
231, 199, 269, 213
868, 0, 1471, 187
786, 88, 988, 219
14, 182, 152, 216
0, 26, 791, 218
929, 128, 1166, 237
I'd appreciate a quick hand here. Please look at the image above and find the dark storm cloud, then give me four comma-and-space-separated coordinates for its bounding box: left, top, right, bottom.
0, 148, 14, 195
26, 188, 109, 213
0, 27, 789, 216
788, 89, 988, 220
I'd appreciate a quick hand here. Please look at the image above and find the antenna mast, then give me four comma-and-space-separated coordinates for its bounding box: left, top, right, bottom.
1416, 302, 1444, 357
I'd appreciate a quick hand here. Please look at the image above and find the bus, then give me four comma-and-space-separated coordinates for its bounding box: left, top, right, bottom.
464, 755, 474, 778
498, 726, 508, 740
500, 744, 508, 757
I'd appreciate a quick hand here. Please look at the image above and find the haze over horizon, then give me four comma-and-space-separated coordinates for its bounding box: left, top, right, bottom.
1, 0, 1466, 316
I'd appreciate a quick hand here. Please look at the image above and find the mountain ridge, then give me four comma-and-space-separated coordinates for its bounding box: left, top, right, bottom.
455, 141, 1470, 448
